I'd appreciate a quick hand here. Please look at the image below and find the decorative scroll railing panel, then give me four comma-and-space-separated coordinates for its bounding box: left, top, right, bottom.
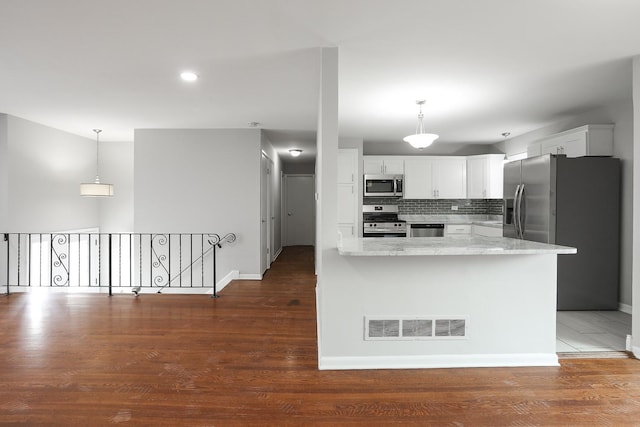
2, 233, 236, 297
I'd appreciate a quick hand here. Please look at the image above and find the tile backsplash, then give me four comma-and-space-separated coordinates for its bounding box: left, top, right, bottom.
364, 198, 504, 215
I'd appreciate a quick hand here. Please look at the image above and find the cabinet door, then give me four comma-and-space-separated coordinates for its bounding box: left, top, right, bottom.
338, 149, 357, 184
404, 158, 433, 199
466, 157, 486, 199
485, 154, 504, 199
434, 158, 466, 199
562, 133, 587, 157
527, 142, 542, 158
363, 158, 384, 174
338, 224, 355, 238
383, 158, 405, 174
337, 184, 356, 224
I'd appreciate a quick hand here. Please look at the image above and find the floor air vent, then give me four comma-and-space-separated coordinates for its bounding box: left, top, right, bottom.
365, 316, 468, 341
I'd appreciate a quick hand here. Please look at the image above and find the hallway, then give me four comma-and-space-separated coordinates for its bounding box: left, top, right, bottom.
1, 246, 640, 425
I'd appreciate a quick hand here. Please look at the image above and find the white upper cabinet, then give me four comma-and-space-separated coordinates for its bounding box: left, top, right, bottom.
536, 125, 613, 158
467, 154, 504, 199
433, 157, 467, 199
404, 157, 466, 199
404, 158, 433, 199
363, 156, 404, 175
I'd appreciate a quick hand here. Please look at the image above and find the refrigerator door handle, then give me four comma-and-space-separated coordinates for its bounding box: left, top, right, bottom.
517, 184, 525, 239
513, 184, 521, 238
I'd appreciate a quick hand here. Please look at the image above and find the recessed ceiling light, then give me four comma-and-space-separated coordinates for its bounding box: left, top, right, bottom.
289, 149, 303, 157
180, 71, 198, 82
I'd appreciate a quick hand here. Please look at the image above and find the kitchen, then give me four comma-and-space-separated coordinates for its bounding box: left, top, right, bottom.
329, 121, 630, 369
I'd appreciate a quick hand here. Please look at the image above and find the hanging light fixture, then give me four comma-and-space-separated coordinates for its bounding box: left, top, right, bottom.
80, 129, 114, 197
403, 100, 439, 149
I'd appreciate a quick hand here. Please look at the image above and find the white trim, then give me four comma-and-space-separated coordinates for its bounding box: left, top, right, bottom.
619, 302, 633, 314
318, 353, 559, 370
316, 283, 322, 367
238, 273, 262, 280
272, 246, 283, 261
633, 344, 640, 360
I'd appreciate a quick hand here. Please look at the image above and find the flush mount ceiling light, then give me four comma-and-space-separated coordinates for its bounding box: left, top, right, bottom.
403, 100, 439, 149
289, 149, 303, 157
80, 129, 114, 197
180, 71, 198, 82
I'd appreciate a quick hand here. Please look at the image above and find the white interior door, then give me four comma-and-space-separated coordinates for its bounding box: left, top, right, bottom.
285, 175, 315, 246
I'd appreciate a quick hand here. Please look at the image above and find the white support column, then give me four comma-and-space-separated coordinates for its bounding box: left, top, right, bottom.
632, 56, 640, 358
315, 47, 339, 366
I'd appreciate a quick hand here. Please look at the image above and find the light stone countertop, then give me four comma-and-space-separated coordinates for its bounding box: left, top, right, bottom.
399, 214, 503, 228
338, 235, 577, 256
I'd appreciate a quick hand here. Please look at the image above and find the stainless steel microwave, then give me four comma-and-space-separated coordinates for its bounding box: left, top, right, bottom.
364, 174, 403, 197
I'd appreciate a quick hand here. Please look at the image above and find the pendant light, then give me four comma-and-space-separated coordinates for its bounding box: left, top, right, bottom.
80, 129, 114, 197
403, 100, 439, 149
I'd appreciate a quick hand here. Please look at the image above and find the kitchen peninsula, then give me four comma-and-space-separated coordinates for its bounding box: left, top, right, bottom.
318, 235, 576, 370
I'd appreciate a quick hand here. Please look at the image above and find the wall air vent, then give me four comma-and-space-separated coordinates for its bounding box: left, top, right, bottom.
365, 316, 468, 341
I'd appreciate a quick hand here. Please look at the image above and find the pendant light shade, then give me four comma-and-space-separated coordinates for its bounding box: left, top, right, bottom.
80, 129, 114, 197
403, 100, 439, 149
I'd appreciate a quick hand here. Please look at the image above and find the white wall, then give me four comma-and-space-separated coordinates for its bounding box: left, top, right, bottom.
282, 159, 315, 174
134, 129, 262, 278
5, 115, 99, 232
0, 115, 8, 286
0, 114, 8, 231
100, 141, 134, 232
632, 56, 640, 358
364, 141, 499, 156
495, 101, 634, 309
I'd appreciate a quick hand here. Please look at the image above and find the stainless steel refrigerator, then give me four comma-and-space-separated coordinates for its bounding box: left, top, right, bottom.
503, 154, 620, 310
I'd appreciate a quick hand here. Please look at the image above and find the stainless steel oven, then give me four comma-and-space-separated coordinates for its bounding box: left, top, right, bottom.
363, 205, 407, 238
364, 175, 403, 198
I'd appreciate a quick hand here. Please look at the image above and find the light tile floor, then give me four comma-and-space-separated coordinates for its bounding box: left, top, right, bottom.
556, 310, 632, 352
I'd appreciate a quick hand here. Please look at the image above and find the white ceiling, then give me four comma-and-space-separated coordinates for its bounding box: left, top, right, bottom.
1, 0, 639, 160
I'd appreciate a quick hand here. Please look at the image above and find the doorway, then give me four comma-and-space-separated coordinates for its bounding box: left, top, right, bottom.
261, 153, 274, 275
283, 174, 315, 246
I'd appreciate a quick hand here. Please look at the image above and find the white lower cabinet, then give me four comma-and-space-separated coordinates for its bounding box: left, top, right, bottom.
338, 224, 356, 239
338, 149, 358, 238
444, 224, 471, 236
472, 224, 503, 237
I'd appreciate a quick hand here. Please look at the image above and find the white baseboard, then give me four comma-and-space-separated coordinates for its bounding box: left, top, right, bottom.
238, 274, 262, 280
633, 345, 640, 360
318, 353, 559, 370
619, 302, 632, 314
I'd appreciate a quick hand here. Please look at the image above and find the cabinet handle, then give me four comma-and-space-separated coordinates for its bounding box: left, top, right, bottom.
351, 173, 354, 183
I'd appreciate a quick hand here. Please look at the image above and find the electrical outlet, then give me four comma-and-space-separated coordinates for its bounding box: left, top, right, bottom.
451, 205, 458, 211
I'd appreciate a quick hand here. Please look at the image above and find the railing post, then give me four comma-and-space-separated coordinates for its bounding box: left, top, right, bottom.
4, 233, 9, 295
108, 234, 112, 297
211, 244, 218, 298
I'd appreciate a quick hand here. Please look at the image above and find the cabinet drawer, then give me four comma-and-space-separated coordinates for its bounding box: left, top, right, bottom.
445, 224, 471, 235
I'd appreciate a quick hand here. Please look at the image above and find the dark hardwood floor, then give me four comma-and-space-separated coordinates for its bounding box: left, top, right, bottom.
1, 245, 640, 426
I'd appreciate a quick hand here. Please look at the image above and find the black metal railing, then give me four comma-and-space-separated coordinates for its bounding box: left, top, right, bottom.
2, 232, 236, 297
